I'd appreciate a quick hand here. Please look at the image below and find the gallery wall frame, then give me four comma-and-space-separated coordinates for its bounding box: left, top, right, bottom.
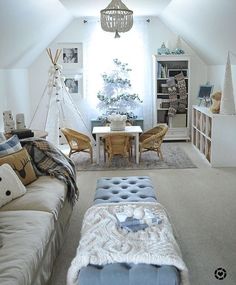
57, 43, 83, 70
63, 73, 83, 97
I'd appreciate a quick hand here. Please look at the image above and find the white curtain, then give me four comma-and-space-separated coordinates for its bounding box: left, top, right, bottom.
78, 17, 153, 131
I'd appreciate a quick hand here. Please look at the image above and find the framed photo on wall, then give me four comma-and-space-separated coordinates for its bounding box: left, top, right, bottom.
64, 73, 83, 97
58, 43, 83, 69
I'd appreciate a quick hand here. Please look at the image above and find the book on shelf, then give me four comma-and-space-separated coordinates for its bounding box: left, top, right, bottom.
11, 128, 34, 139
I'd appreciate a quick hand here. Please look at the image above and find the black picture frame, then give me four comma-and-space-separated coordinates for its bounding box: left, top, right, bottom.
198, 85, 213, 99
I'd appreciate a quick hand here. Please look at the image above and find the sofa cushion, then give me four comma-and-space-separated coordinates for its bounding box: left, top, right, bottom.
0, 148, 37, 185
0, 210, 54, 285
0, 164, 26, 207
0, 176, 67, 219
0, 134, 22, 156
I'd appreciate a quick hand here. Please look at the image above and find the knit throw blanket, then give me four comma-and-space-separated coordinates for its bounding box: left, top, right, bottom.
21, 138, 78, 205
67, 202, 189, 285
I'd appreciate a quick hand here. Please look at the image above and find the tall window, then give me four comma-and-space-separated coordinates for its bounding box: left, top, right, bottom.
82, 19, 151, 126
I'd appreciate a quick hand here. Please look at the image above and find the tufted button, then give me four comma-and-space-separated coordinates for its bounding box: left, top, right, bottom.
140, 195, 146, 199
131, 190, 138, 193
130, 181, 136, 184
113, 181, 120, 185
101, 196, 109, 200
121, 195, 128, 199
112, 190, 119, 194
138, 184, 145, 188
103, 186, 110, 189
121, 185, 128, 189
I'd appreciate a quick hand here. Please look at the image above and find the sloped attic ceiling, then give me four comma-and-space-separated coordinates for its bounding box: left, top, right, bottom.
0, 0, 73, 69
59, 0, 171, 17
0, 0, 235, 68
160, 0, 236, 65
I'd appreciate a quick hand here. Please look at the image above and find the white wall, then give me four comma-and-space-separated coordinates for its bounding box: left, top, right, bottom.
28, 16, 207, 131
0, 70, 7, 131
0, 69, 30, 131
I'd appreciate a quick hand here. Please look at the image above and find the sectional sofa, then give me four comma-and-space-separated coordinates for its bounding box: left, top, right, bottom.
0, 175, 72, 285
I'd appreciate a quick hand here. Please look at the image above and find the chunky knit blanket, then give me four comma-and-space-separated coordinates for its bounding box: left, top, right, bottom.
21, 138, 78, 205
67, 202, 189, 285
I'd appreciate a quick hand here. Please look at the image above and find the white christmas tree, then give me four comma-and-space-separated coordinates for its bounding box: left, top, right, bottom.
97, 58, 142, 119
220, 52, 236, 115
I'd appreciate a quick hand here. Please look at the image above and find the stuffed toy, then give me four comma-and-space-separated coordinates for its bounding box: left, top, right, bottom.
209, 91, 222, 113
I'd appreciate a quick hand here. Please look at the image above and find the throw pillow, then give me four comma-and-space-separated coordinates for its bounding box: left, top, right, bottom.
0, 135, 22, 157
0, 148, 37, 185
0, 163, 26, 207
0, 132, 6, 143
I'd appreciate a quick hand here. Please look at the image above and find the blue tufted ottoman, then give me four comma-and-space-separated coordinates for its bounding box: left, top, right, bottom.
76, 176, 180, 285
94, 176, 157, 204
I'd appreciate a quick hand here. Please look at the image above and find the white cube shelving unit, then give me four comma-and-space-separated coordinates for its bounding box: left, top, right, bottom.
192, 105, 236, 167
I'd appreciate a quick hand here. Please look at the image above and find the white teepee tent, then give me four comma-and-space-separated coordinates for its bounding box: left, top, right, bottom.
30, 48, 93, 146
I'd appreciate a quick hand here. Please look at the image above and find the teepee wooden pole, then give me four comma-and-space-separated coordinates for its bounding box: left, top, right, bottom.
54, 49, 62, 64
46, 48, 54, 64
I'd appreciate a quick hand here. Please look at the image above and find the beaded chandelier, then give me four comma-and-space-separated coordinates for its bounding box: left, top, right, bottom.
100, 0, 133, 38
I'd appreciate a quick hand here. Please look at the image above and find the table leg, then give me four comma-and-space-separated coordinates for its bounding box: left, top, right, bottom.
96, 134, 100, 164
135, 134, 139, 164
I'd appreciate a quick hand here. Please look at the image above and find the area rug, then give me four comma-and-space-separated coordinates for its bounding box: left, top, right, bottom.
71, 143, 197, 171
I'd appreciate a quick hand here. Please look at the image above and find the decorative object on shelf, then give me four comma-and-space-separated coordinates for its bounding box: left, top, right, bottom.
100, 0, 133, 38
97, 58, 142, 120
3, 110, 15, 133
220, 52, 236, 115
107, 113, 127, 131
171, 36, 185, 55
16, 113, 26, 130
157, 42, 170, 55
197, 84, 213, 106
209, 91, 222, 114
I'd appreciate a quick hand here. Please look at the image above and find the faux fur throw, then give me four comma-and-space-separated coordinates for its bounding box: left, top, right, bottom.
21, 138, 78, 205
67, 202, 189, 285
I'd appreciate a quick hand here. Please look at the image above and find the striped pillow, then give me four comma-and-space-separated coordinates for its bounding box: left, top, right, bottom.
0, 135, 22, 157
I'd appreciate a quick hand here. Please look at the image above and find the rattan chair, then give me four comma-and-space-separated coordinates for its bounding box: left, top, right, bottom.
139, 124, 168, 160
104, 134, 131, 165
61, 128, 93, 163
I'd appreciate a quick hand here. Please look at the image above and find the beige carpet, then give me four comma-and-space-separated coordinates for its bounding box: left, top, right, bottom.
49, 144, 236, 285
